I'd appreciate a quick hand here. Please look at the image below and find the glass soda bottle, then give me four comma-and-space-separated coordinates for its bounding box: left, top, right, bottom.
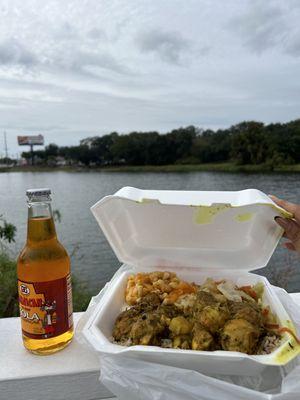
17, 188, 73, 355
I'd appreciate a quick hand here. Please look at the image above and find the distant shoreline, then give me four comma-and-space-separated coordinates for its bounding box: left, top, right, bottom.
2, 163, 300, 173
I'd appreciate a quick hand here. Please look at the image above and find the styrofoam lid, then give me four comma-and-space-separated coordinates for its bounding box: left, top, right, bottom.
91, 187, 291, 271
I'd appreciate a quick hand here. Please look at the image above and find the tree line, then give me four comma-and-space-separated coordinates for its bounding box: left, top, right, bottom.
21, 120, 300, 167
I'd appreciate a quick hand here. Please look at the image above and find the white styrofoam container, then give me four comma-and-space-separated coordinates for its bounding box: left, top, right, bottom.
83, 187, 300, 376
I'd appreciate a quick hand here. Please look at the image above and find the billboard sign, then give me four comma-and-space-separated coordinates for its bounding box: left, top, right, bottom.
18, 135, 44, 146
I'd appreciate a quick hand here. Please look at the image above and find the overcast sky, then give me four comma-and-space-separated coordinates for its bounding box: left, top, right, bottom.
0, 0, 300, 156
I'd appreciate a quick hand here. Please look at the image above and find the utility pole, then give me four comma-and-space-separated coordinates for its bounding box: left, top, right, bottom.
30, 144, 34, 166
4, 131, 8, 165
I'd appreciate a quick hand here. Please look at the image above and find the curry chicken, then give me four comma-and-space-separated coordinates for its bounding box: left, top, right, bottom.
112, 272, 281, 355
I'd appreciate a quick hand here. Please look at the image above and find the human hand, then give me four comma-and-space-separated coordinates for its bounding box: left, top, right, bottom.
269, 195, 300, 254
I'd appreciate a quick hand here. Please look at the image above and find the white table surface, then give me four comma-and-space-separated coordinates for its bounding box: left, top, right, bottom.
0, 313, 114, 400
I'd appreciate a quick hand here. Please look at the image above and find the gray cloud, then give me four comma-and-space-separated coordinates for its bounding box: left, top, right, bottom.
228, 2, 300, 58
0, 39, 128, 78
285, 34, 300, 57
228, 3, 286, 53
136, 29, 189, 64
0, 39, 37, 67
52, 48, 130, 76
0, 24, 125, 79
87, 28, 107, 41
54, 22, 79, 40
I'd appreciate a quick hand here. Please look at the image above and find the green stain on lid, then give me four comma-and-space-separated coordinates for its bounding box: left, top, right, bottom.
194, 204, 231, 224
236, 212, 253, 222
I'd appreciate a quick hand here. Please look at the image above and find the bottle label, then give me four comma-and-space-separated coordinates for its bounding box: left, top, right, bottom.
18, 275, 73, 339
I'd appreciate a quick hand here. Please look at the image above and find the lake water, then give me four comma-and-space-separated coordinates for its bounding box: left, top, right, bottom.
1, 171, 300, 294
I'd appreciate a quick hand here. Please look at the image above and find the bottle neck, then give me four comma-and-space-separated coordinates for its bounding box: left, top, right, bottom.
27, 201, 57, 244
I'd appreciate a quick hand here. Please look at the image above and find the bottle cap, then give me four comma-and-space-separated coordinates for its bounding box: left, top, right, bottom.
26, 188, 51, 202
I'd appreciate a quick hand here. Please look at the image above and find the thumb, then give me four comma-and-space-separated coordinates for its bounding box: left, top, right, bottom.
270, 195, 300, 222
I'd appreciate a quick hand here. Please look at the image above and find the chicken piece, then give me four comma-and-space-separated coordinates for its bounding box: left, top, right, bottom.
130, 312, 165, 345
113, 294, 161, 342
173, 335, 191, 349
169, 316, 192, 335
229, 301, 262, 327
193, 290, 219, 317
221, 319, 260, 354
112, 306, 141, 342
157, 304, 180, 326
191, 323, 214, 351
197, 305, 229, 334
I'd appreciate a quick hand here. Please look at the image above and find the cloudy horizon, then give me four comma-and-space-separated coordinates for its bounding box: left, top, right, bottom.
0, 0, 300, 156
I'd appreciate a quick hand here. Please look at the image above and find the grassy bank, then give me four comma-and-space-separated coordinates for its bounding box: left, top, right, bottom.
101, 163, 300, 173
2, 163, 300, 173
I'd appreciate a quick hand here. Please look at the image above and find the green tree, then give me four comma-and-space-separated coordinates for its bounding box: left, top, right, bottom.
45, 143, 59, 158
90, 132, 119, 165
230, 121, 267, 165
